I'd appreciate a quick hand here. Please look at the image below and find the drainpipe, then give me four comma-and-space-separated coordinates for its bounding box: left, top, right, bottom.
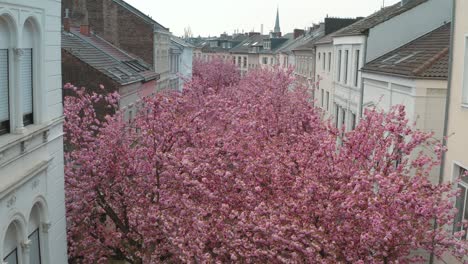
430, 1, 456, 264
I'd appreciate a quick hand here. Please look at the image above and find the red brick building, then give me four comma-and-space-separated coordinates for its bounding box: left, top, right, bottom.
62, 0, 172, 90
62, 26, 159, 120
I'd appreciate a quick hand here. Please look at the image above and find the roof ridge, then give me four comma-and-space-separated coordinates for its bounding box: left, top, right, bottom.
412, 47, 449, 75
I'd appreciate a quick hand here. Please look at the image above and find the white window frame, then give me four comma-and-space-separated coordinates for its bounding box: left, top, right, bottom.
0, 48, 10, 135
453, 162, 468, 240
462, 35, 468, 107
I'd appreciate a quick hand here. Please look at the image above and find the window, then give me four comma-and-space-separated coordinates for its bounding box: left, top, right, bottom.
318, 53, 321, 60
321, 89, 324, 108
29, 229, 41, 264
322, 52, 326, 70
354, 50, 360, 87
243, 57, 247, 68
344, 50, 349, 85
328, 52, 331, 72
325, 91, 329, 111
334, 104, 339, 128
3, 248, 18, 264
20, 48, 33, 126
237, 56, 241, 66
262, 57, 268, 64
341, 107, 346, 128
350, 112, 356, 130
454, 166, 468, 240
0, 49, 9, 135
463, 37, 468, 105
337, 50, 342, 82
270, 57, 274, 65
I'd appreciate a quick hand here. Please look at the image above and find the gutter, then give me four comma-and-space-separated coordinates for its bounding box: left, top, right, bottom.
430, 1, 456, 263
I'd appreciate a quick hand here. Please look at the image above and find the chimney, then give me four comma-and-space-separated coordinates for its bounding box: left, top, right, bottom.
293, 29, 305, 39
80, 9, 90, 36
64, 8, 71, 32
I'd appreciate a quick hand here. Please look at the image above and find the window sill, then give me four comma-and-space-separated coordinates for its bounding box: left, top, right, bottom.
0, 118, 63, 152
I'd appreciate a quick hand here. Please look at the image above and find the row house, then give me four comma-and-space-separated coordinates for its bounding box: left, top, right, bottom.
329, 0, 451, 130
362, 23, 451, 184
440, 0, 468, 258
62, 0, 173, 91
276, 29, 306, 69
194, 34, 247, 63
170, 36, 194, 91
258, 36, 290, 71
292, 17, 360, 109
0, 0, 68, 263
229, 34, 267, 76
61, 25, 159, 121
315, 34, 337, 119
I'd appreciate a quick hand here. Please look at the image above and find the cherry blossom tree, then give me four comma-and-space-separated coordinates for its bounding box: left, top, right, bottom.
64, 59, 467, 263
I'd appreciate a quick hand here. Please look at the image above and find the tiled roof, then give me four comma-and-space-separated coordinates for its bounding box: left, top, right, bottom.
335, 0, 428, 37
362, 23, 450, 79
62, 28, 159, 85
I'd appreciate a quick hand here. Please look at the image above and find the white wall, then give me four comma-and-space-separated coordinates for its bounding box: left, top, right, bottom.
367, 0, 452, 62
316, 43, 335, 118
180, 46, 193, 90
0, 0, 68, 263
362, 72, 447, 183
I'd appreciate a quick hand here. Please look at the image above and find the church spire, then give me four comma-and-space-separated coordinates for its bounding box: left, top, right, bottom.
274, 7, 281, 34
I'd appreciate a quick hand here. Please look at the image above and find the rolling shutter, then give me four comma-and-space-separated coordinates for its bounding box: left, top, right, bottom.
20, 48, 33, 126
0, 49, 9, 135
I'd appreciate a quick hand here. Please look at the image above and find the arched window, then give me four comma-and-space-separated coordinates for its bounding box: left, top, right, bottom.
21, 19, 36, 127
28, 204, 42, 264
0, 16, 12, 135
3, 222, 21, 264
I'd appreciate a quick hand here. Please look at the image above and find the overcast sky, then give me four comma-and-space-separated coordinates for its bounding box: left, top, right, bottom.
125, 0, 402, 37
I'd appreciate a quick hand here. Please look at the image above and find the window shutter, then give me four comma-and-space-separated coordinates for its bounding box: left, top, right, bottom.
0, 49, 9, 134
20, 48, 33, 126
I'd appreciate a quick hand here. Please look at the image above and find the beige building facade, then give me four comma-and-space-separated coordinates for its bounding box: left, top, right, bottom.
441, 0, 468, 258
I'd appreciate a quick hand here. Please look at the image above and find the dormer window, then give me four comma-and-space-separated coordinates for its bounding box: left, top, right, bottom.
264, 41, 271, 50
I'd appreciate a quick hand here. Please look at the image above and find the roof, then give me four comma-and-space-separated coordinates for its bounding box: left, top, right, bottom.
171, 36, 195, 48
315, 30, 340, 45
361, 23, 450, 79
335, 0, 428, 37
230, 34, 268, 54
62, 28, 159, 85
112, 0, 168, 31
293, 34, 327, 51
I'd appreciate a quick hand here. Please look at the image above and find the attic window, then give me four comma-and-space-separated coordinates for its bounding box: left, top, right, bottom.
394, 51, 420, 64
243, 42, 250, 46
381, 54, 399, 64
123, 60, 149, 72
252, 42, 258, 46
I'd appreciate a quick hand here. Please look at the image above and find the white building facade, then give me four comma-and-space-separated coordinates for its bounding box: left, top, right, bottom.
0, 0, 68, 263
331, 0, 452, 131
315, 41, 336, 120
170, 37, 194, 91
